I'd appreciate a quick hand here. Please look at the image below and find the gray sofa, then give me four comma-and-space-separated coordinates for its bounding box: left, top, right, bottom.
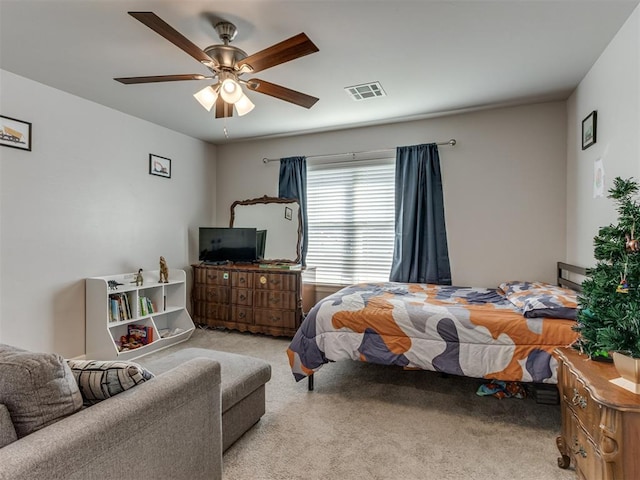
0, 347, 271, 480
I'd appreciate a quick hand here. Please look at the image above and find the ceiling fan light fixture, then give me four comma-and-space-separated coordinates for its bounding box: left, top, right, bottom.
193, 85, 218, 111
234, 93, 255, 116
220, 78, 243, 104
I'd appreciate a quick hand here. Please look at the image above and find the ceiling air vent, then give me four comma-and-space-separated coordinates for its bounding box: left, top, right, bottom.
344, 81, 386, 101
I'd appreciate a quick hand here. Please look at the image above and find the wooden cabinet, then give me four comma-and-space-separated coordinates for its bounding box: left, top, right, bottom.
86, 269, 195, 361
555, 347, 640, 479
191, 264, 316, 337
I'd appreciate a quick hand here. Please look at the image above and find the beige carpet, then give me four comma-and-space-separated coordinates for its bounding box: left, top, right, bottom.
156, 326, 576, 480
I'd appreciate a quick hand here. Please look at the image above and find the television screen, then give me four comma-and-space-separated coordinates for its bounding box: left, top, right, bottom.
199, 227, 258, 264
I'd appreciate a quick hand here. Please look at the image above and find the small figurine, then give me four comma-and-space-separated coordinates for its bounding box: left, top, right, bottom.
108, 280, 124, 290
617, 280, 629, 294
626, 234, 640, 252
133, 269, 144, 286
159, 256, 169, 283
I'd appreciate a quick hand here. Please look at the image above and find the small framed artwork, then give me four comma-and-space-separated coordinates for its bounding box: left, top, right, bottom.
149, 154, 171, 178
582, 110, 597, 150
284, 206, 293, 221
0, 115, 32, 151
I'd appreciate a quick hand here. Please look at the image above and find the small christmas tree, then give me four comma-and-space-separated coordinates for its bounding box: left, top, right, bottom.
576, 176, 640, 359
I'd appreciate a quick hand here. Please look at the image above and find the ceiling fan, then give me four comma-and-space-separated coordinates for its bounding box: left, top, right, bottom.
114, 12, 319, 117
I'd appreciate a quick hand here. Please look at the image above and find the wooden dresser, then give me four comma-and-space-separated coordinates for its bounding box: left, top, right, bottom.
191, 263, 316, 337
555, 347, 640, 479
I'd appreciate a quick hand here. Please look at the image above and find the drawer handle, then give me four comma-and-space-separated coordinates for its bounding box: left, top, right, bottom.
269, 297, 280, 304
572, 437, 587, 458
239, 277, 245, 283
270, 279, 281, 285
574, 445, 587, 458
239, 294, 246, 301
572, 388, 587, 409
270, 316, 280, 322
239, 312, 246, 319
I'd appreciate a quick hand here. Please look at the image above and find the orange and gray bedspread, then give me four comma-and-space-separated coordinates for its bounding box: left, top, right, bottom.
287, 282, 579, 384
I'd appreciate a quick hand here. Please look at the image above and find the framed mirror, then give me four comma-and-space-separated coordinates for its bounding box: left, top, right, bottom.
230, 196, 302, 263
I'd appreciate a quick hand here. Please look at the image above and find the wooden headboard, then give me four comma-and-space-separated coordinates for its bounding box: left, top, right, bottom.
557, 262, 587, 292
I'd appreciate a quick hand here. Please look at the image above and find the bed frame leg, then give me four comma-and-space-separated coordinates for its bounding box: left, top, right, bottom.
308, 373, 314, 391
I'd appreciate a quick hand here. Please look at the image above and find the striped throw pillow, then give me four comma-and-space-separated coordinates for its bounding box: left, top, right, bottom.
66, 360, 154, 406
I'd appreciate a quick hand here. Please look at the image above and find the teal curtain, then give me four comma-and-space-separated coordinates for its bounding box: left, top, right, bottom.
278, 156, 308, 265
390, 143, 451, 284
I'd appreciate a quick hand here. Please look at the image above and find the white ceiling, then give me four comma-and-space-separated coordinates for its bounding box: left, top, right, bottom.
1, 0, 638, 144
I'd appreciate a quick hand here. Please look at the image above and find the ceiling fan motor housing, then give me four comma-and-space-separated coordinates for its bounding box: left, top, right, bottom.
203, 44, 248, 71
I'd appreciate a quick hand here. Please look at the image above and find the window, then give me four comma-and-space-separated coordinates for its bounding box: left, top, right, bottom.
306, 158, 395, 285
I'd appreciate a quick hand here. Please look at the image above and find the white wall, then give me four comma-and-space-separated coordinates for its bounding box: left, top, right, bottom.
0, 70, 217, 357
566, 5, 640, 269
217, 101, 567, 288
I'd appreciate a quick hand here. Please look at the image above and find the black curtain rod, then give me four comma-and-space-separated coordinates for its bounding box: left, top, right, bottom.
261, 138, 457, 164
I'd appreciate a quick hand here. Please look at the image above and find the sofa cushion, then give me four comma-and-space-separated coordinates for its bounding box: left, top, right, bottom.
0, 344, 83, 438
139, 348, 271, 413
0, 404, 17, 448
66, 359, 155, 406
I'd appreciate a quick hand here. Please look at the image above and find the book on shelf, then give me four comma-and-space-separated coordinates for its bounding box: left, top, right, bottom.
138, 296, 155, 316
108, 293, 132, 322
258, 263, 302, 270
109, 297, 119, 322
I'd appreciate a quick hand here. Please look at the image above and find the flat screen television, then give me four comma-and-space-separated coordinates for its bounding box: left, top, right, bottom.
199, 227, 258, 264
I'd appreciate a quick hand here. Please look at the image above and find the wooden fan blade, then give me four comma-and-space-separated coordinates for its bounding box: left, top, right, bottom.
215, 96, 233, 118
237, 33, 318, 74
114, 74, 211, 84
128, 12, 217, 67
246, 79, 319, 108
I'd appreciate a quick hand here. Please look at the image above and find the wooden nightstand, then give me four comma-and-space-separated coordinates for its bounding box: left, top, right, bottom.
555, 347, 640, 479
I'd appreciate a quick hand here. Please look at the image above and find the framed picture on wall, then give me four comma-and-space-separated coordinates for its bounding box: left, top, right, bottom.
0, 115, 32, 151
149, 154, 171, 178
582, 110, 597, 150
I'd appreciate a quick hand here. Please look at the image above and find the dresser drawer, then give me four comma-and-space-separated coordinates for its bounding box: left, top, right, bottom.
193, 267, 208, 285
193, 285, 229, 303
232, 288, 253, 306
193, 301, 230, 322
254, 308, 296, 329
195, 286, 230, 305
232, 306, 253, 324
561, 361, 602, 443
254, 290, 297, 310
231, 271, 254, 289
571, 412, 606, 480
204, 268, 230, 285
255, 272, 297, 291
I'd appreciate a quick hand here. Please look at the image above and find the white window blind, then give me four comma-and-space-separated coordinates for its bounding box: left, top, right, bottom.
306, 158, 395, 285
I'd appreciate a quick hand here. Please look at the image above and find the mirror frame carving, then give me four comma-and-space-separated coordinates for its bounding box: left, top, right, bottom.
230, 195, 302, 263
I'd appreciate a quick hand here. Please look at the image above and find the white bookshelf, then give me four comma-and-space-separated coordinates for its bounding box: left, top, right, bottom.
85, 269, 194, 361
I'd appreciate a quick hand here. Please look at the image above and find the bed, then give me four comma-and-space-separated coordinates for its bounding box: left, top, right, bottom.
287, 262, 585, 390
